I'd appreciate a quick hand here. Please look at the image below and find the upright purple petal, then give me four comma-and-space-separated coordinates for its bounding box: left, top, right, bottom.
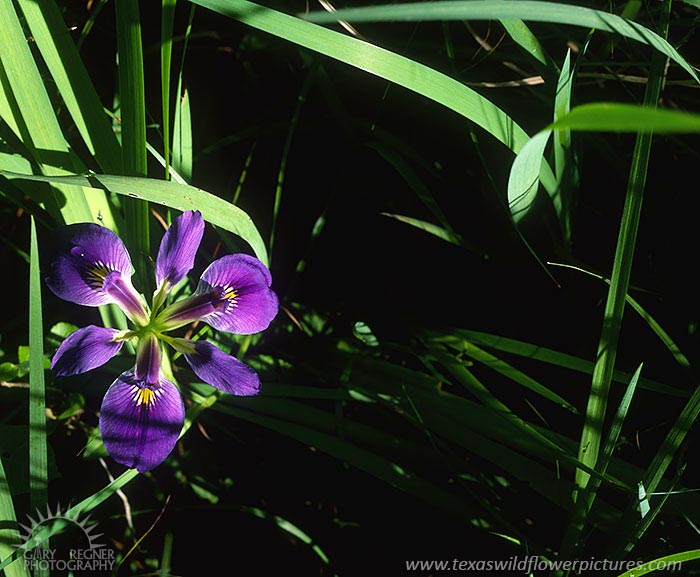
155, 210, 204, 289
183, 341, 260, 396
196, 254, 278, 334
134, 332, 162, 385
51, 325, 124, 376
45, 223, 148, 323
100, 371, 185, 472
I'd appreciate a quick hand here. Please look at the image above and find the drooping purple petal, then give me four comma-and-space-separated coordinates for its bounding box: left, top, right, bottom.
155, 210, 204, 289
183, 340, 260, 396
100, 371, 185, 472
197, 254, 278, 334
51, 325, 124, 377
45, 223, 148, 323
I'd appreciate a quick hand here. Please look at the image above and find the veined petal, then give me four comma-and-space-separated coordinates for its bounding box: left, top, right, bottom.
155, 210, 204, 289
51, 325, 124, 377
135, 332, 162, 385
183, 341, 260, 396
197, 254, 278, 334
45, 223, 148, 323
100, 371, 185, 472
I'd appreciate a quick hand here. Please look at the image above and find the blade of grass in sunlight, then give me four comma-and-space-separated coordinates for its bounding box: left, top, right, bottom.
453, 339, 578, 413
158, 531, 173, 577
429, 328, 687, 398
76, 0, 109, 51
500, 19, 551, 69
172, 5, 196, 182
302, 1, 698, 83
545, 261, 700, 541
29, 217, 48, 512
238, 507, 338, 576
368, 142, 463, 247
28, 216, 48, 577
380, 213, 466, 248
561, 364, 642, 556
173, 89, 193, 182
573, 0, 671, 550
16, 0, 123, 176
428, 346, 622, 487
187, 0, 558, 197
548, 262, 694, 376
609, 383, 700, 556
161, 0, 178, 180
553, 49, 574, 243
115, 0, 150, 293
0, 459, 30, 577
0, 0, 105, 225
0, 171, 269, 265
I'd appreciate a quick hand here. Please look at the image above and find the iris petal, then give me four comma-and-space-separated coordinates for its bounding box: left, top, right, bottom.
45, 223, 148, 322
100, 371, 185, 472
196, 254, 278, 334
45, 223, 133, 306
184, 341, 260, 395
155, 210, 204, 289
51, 325, 124, 376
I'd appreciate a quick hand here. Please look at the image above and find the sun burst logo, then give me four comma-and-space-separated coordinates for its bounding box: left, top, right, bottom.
18, 504, 105, 550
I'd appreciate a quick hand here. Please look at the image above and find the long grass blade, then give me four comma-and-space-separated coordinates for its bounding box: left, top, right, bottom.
173, 89, 192, 182
0, 0, 101, 225
188, 0, 558, 196
574, 0, 671, 545
161, 0, 178, 180
303, 0, 698, 83
0, 171, 269, 265
16, 0, 123, 175
553, 49, 574, 243
29, 217, 48, 512
428, 328, 687, 398
172, 5, 196, 182
561, 364, 642, 556
28, 216, 48, 577
115, 0, 150, 292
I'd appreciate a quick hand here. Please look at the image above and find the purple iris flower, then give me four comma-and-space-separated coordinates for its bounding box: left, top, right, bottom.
45, 210, 278, 472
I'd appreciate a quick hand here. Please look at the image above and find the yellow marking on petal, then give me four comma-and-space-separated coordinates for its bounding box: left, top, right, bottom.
135, 387, 157, 406
224, 288, 238, 301
86, 263, 111, 289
